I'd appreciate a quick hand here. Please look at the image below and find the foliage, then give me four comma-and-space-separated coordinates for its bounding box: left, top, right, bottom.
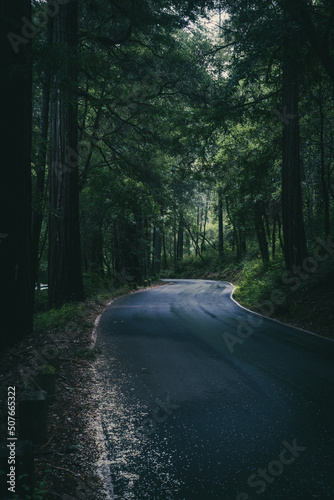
6, 0, 332, 330
234, 255, 286, 308
39, 364, 56, 375
12, 473, 48, 500
34, 289, 49, 313
34, 303, 86, 332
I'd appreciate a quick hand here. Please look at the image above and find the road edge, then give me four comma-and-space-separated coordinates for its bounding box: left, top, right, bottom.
227, 281, 334, 343
161, 278, 334, 343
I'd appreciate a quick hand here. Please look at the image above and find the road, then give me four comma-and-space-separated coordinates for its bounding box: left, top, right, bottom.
95, 279, 334, 500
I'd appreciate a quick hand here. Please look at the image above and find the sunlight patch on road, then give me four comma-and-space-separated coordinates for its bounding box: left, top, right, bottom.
91, 354, 182, 499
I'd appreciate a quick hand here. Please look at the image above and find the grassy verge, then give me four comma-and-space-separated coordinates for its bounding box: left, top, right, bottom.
161, 248, 334, 340
33, 274, 137, 332
4, 262, 329, 498
1, 276, 151, 499
233, 251, 334, 338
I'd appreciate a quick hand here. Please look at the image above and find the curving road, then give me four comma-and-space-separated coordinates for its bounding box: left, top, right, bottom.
95, 279, 334, 500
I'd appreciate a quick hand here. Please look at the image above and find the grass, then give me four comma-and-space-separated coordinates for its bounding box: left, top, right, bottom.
233, 254, 286, 309
34, 251, 334, 338
160, 247, 334, 338
160, 248, 235, 279
33, 273, 137, 333
34, 302, 86, 332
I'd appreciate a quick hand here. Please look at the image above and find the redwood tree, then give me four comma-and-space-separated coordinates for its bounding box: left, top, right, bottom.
48, 0, 84, 307
0, 0, 33, 346
281, 28, 308, 269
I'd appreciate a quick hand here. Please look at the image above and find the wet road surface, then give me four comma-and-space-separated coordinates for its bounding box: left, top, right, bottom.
95, 279, 334, 499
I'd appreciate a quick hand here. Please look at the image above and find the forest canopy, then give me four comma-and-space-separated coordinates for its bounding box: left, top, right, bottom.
1, 0, 333, 345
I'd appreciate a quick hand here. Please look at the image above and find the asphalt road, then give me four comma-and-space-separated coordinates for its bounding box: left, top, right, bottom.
95, 279, 334, 500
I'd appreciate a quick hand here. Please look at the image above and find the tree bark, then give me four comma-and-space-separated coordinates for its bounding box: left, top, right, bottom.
272, 217, 277, 259
201, 200, 209, 253
284, 0, 334, 94
152, 226, 162, 275
88, 226, 104, 276
254, 201, 269, 263
0, 0, 33, 346
48, 0, 84, 307
177, 217, 184, 262
162, 226, 168, 269
32, 11, 53, 290
281, 33, 307, 269
218, 188, 224, 261
319, 95, 330, 238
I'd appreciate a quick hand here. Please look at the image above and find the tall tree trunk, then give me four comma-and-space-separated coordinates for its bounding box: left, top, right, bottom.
195, 206, 200, 256
254, 201, 269, 263
185, 224, 205, 263
177, 217, 184, 262
218, 187, 224, 261
162, 226, 168, 269
201, 200, 208, 253
278, 216, 284, 254
237, 228, 247, 261
285, 0, 334, 95
48, 0, 84, 307
152, 226, 162, 275
225, 196, 238, 256
173, 226, 178, 272
89, 225, 104, 276
173, 207, 178, 271
0, 0, 33, 346
272, 217, 276, 259
32, 11, 53, 291
281, 32, 307, 269
319, 96, 330, 238
141, 215, 150, 278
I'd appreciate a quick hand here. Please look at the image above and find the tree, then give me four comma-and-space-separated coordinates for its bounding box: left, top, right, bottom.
31, 5, 54, 290
48, 0, 84, 307
75, 5, 215, 281
283, 0, 334, 93
0, 0, 33, 345
217, 185, 224, 260
281, 21, 307, 268
212, 1, 310, 266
